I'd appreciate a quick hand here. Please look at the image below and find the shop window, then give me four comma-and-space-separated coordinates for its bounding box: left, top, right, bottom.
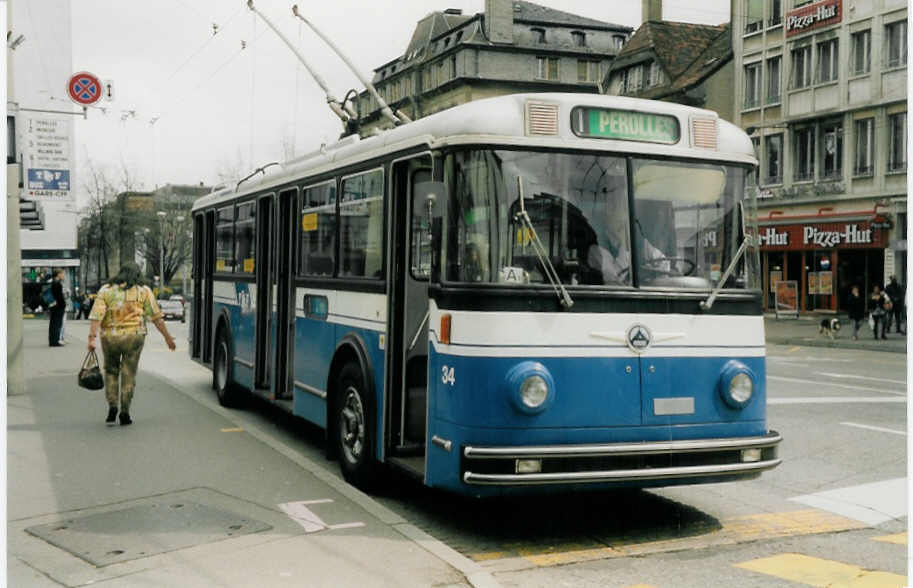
766, 55, 781, 104
851, 30, 871, 75
764, 133, 783, 184
793, 127, 815, 181
820, 122, 843, 179
886, 20, 907, 68
298, 181, 337, 277
817, 39, 838, 83
888, 112, 906, 172
854, 118, 874, 176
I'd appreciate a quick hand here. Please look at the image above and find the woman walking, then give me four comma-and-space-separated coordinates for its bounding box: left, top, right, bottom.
868, 284, 891, 340
846, 285, 865, 340
87, 263, 176, 426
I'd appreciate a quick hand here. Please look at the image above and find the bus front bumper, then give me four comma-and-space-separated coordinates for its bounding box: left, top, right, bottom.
461, 431, 781, 486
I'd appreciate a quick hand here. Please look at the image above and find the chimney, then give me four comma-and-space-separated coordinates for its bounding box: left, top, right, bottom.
642, 0, 662, 22
485, 0, 514, 44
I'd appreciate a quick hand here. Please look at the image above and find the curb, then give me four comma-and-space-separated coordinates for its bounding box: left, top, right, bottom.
766, 337, 907, 354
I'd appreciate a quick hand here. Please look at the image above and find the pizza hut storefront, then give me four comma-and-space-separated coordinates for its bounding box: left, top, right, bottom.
760, 215, 891, 313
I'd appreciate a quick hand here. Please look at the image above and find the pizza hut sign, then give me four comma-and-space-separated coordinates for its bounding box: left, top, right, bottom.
760, 220, 885, 250
803, 224, 871, 247
786, 0, 842, 37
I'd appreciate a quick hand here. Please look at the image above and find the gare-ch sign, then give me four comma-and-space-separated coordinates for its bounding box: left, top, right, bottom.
785, 0, 842, 37
759, 220, 885, 250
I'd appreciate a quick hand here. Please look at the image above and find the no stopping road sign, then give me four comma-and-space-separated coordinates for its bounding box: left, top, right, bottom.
67, 72, 102, 106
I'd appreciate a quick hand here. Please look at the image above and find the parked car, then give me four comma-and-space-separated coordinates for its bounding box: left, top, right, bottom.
169, 294, 186, 308
159, 299, 185, 322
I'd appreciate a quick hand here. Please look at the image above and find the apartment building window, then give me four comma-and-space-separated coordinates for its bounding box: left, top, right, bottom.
765, 134, 783, 184
817, 39, 838, 83
648, 61, 664, 86
571, 31, 586, 47
766, 55, 781, 103
749, 138, 760, 186
623, 65, 643, 93
531, 27, 546, 43
577, 59, 600, 82
791, 44, 812, 88
613, 35, 626, 50
820, 121, 843, 179
854, 118, 874, 176
794, 127, 815, 180
886, 21, 907, 67
851, 30, 871, 74
745, 0, 763, 34
537, 56, 559, 80
744, 62, 762, 108
768, 0, 782, 26
888, 112, 907, 172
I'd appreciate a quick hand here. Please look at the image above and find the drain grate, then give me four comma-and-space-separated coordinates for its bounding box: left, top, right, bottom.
26, 500, 271, 566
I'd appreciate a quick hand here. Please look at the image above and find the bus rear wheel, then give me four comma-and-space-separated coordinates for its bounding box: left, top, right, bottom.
335, 362, 378, 489
214, 330, 242, 407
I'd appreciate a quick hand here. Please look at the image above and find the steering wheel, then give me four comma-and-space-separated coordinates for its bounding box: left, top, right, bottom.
640, 257, 696, 277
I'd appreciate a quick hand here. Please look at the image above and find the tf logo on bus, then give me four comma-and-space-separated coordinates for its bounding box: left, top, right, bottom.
626, 324, 652, 353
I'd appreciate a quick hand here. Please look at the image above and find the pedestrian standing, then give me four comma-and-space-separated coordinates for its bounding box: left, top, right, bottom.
48, 269, 66, 347
885, 275, 906, 334
846, 285, 866, 341
868, 284, 890, 340
87, 262, 176, 426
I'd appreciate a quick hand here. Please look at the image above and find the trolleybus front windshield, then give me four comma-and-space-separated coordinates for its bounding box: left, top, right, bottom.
444, 149, 759, 290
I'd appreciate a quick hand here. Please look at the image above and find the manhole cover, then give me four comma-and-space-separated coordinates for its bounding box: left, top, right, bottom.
26, 500, 271, 566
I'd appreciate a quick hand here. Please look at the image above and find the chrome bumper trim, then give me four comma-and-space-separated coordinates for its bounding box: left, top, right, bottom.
463, 432, 781, 459
463, 458, 782, 485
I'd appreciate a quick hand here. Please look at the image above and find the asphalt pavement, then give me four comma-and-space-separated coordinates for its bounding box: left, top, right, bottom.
7, 320, 484, 588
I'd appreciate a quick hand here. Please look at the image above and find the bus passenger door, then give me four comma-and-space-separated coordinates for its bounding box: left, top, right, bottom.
388, 154, 433, 466
191, 213, 204, 359
201, 211, 215, 363
271, 189, 297, 400
254, 195, 274, 389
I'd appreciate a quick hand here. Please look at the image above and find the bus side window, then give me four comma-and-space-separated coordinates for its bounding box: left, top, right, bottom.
410, 168, 433, 279
299, 182, 337, 277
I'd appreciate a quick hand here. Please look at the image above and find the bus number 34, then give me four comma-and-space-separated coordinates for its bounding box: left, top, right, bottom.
441, 366, 456, 386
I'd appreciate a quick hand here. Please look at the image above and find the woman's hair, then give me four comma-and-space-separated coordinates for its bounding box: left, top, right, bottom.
109, 262, 145, 289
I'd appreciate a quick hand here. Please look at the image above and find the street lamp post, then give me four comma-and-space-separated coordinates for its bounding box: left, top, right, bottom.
157, 211, 166, 295
176, 216, 185, 295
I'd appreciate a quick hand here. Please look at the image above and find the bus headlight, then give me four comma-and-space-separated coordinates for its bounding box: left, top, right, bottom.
719, 361, 755, 409
506, 362, 555, 414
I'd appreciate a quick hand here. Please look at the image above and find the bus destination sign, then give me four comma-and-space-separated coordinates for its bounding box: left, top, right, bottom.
571, 107, 680, 144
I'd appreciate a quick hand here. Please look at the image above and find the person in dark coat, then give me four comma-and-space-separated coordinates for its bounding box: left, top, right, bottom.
846, 285, 866, 340
884, 275, 905, 334
868, 284, 890, 340
48, 269, 66, 347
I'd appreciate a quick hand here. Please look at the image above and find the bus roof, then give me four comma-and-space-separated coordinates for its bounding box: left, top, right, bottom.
193, 93, 755, 212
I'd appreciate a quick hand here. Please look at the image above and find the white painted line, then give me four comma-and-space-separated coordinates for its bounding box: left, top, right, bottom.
840, 422, 907, 436
329, 522, 367, 530
278, 501, 328, 533
815, 372, 907, 385
791, 478, 907, 526
768, 375, 906, 396
301, 499, 334, 505
769, 397, 907, 405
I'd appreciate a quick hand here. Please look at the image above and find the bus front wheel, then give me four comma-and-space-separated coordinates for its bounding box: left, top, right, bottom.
214, 330, 242, 407
335, 361, 378, 489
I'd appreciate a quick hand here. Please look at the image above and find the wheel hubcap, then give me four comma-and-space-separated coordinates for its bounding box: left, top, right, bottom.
340, 387, 365, 463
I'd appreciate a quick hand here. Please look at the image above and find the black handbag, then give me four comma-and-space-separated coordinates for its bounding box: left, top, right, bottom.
78, 350, 105, 390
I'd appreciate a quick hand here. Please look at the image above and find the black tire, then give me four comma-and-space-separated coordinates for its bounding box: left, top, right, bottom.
213, 329, 242, 407
335, 361, 379, 489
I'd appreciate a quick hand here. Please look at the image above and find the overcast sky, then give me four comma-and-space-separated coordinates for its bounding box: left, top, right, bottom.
55, 0, 732, 198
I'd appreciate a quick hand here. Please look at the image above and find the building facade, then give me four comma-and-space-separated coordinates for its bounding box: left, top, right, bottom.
732, 0, 907, 313
356, 0, 632, 132
604, 2, 735, 121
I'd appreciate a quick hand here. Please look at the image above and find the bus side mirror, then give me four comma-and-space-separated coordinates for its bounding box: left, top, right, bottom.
413, 181, 445, 220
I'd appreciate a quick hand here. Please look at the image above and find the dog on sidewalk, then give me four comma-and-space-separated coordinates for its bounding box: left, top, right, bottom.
818, 317, 841, 339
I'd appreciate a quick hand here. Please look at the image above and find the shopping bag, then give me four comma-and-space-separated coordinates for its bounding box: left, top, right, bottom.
78, 350, 105, 390
868, 314, 875, 331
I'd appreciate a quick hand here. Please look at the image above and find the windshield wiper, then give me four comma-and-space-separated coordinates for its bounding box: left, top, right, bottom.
700, 234, 753, 311
515, 176, 573, 309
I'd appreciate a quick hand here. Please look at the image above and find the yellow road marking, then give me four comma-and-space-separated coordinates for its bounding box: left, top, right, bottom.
872, 533, 907, 545
220, 427, 244, 433
734, 553, 906, 587
470, 509, 865, 567
788, 346, 801, 353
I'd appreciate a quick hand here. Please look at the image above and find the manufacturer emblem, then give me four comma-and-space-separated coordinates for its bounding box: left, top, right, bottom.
626, 324, 652, 353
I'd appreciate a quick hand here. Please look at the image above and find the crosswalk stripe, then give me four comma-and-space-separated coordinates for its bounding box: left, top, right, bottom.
734, 553, 906, 587
873, 533, 907, 545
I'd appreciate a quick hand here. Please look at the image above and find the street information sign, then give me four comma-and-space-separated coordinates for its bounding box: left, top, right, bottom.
67, 71, 102, 106
24, 116, 73, 200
